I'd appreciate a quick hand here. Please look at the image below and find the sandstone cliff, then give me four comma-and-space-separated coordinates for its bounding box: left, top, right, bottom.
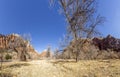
62, 35, 120, 60
39, 49, 53, 59
93, 35, 120, 51
0, 33, 39, 61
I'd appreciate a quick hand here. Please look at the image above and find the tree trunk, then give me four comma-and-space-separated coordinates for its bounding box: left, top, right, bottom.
20, 50, 27, 61
75, 57, 78, 62
75, 50, 79, 62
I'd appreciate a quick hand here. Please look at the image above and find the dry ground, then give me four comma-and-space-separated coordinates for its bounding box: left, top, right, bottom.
1, 59, 120, 77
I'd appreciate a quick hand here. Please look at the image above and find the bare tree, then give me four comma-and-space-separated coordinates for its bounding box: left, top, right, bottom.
54, 48, 60, 59
46, 45, 51, 58
58, 34, 73, 59
22, 33, 31, 43
9, 34, 31, 61
50, 0, 104, 62
59, 34, 71, 51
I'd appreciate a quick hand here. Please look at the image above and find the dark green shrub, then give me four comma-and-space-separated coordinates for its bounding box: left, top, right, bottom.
5, 54, 12, 60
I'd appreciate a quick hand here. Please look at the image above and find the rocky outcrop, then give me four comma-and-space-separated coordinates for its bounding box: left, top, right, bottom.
39, 51, 47, 58
61, 35, 120, 60
92, 35, 120, 52
0, 33, 39, 60
39, 49, 52, 59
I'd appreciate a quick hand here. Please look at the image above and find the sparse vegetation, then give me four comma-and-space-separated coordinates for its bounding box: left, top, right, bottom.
0, 62, 30, 77
46, 46, 51, 58
51, 0, 105, 62
5, 54, 12, 60
0, 60, 120, 77
0, 0, 119, 77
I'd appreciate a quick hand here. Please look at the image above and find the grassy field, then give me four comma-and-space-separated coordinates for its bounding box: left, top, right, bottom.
0, 59, 120, 77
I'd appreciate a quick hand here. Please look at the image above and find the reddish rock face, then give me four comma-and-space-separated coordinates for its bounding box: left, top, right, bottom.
0, 34, 18, 49
0, 34, 7, 48
92, 37, 103, 50
92, 35, 120, 52
40, 51, 47, 58
0, 34, 39, 60
39, 50, 52, 59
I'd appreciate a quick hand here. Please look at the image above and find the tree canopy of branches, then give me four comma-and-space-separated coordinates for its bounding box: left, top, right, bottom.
9, 34, 31, 61
50, 0, 105, 62
46, 45, 51, 58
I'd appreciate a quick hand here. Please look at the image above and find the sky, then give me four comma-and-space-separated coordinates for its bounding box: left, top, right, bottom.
0, 0, 120, 52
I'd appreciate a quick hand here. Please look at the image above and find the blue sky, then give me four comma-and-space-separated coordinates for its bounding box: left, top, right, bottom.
0, 0, 120, 52
98, 0, 120, 38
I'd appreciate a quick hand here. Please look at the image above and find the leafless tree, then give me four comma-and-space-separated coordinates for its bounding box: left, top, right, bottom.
58, 34, 73, 59
22, 33, 31, 43
54, 48, 61, 59
59, 34, 71, 51
9, 34, 31, 61
50, 0, 105, 62
46, 45, 51, 58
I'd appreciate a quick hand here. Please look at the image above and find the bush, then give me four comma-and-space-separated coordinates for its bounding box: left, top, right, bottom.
5, 54, 12, 60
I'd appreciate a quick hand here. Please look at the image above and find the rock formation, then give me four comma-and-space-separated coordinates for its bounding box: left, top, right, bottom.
0, 33, 39, 61
39, 49, 53, 59
92, 35, 120, 52
62, 35, 120, 60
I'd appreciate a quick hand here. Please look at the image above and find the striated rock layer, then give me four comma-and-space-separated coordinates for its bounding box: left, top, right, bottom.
0, 33, 39, 60
62, 35, 120, 60
93, 35, 120, 52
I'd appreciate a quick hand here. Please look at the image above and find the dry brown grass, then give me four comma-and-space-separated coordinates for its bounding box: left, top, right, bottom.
51, 59, 120, 77
0, 62, 30, 77
1, 59, 120, 77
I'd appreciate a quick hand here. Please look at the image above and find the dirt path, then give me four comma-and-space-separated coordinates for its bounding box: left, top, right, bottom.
12, 60, 65, 77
